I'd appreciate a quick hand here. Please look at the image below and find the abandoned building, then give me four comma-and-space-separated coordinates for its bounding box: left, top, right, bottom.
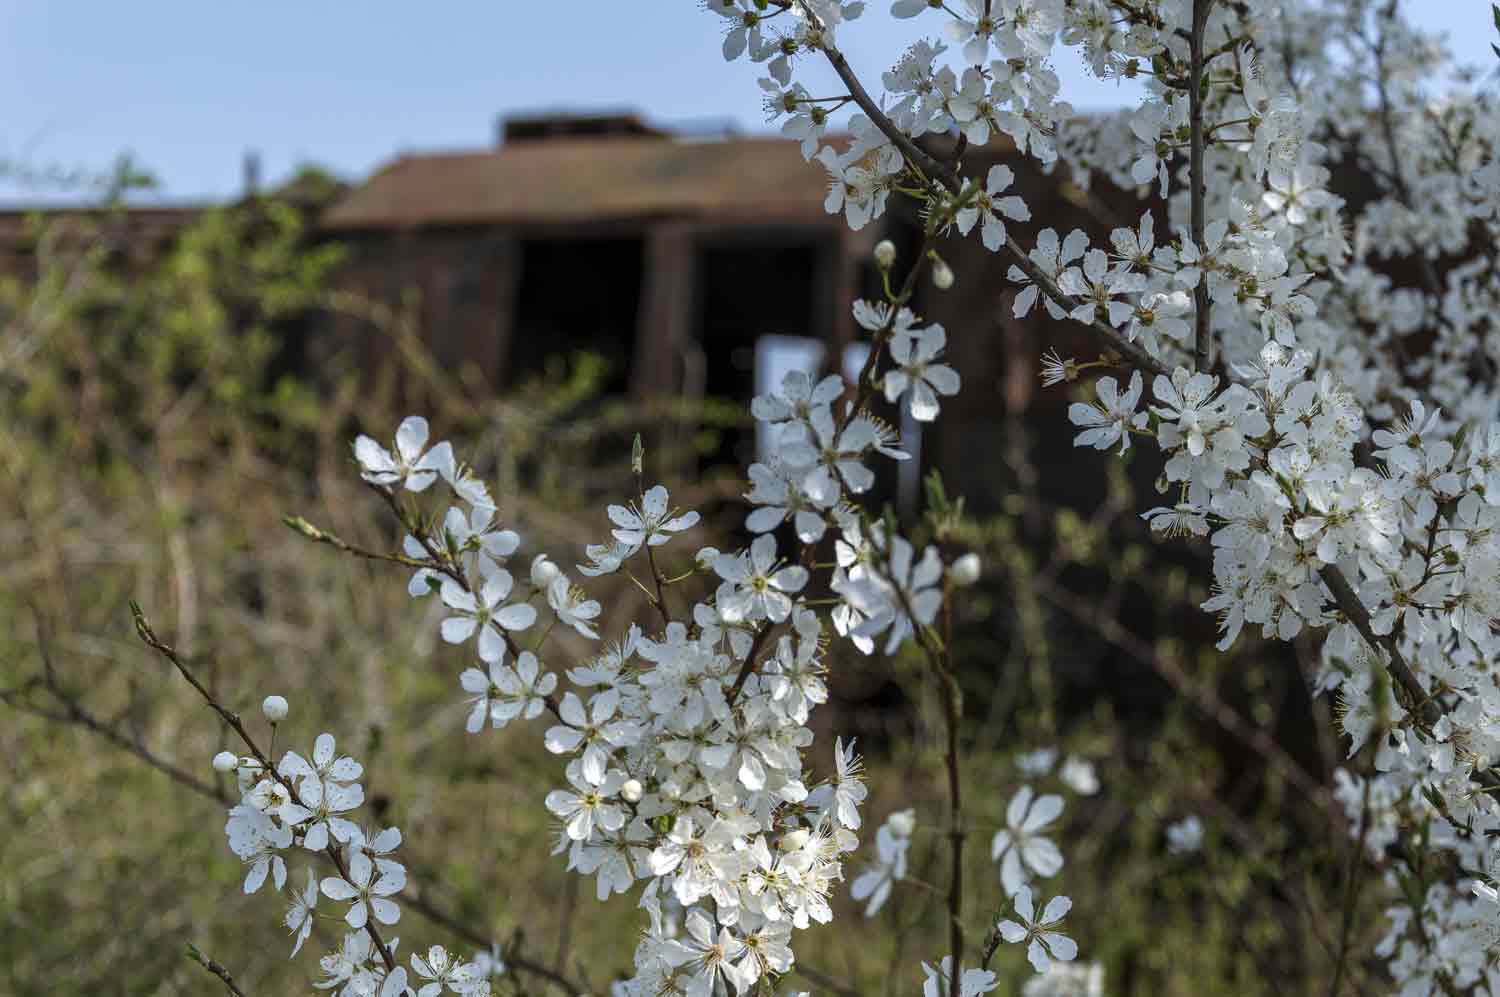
0, 111, 1133, 511
312, 111, 1123, 507
321, 112, 876, 400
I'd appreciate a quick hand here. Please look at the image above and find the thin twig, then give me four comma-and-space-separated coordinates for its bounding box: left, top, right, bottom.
794, 1, 1172, 380
185, 943, 248, 997
3, 685, 228, 802
284, 514, 435, 570
1328, 763, 1373, 997
1033, 577, 1340, 822
939, 583, 963, 997
3, 606, 229, 801
643, 542, 674, 627
131, 603, 400, 974
793, 960, 862, 997
400, 889, 587, 996
1189, 0, 1214, 371
872, 538, 965, 997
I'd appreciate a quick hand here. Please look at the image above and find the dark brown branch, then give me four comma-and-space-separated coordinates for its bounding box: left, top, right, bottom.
810, 26, 957, 190
1317, 566, 1441, 728
726, 620, 778, 707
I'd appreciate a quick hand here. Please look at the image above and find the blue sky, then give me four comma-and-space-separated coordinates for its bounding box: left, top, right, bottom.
0, 2, 1491, 203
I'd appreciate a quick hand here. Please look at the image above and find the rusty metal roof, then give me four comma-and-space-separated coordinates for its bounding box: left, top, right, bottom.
319, 135, 838, 232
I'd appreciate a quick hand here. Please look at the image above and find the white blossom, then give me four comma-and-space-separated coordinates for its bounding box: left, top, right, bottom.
320, 850, 405, 930
998, 887, 1077, 973
1068, 371, 1146, 455
884, 324, 961, 422
353, 415, 453, 492
992, 784, 1064, 896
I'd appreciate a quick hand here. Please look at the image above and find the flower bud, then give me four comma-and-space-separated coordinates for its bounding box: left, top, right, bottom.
931, 258, 954, 290
261, 695, 289, 724
621, 778, 644, 803
887, 807, 916, 836
949, 552, 982, 587
873, 239, 897, 268
1060, 756, 1100, 795
212, 751, 239, 773
530, 554, 562, 589
695, 546, 721, 570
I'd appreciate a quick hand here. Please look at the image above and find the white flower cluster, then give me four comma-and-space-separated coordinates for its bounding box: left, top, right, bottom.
204, 199, 1014, 990
218, 694, 499, 996
358, 416, 857, 993
713, 0, 1500, 989
317, 329, 997, 995
1053, 8, 1500, 989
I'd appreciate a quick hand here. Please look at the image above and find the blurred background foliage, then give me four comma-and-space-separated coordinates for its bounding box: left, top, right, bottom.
0, 176, 1384, 996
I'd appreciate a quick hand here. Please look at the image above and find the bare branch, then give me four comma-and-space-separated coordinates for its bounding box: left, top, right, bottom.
0, 607, 229, 802
793, 960, 862, 997
1317, 565, 1441, 728
56, 600, 591, 995
1033, 576, 1340, 820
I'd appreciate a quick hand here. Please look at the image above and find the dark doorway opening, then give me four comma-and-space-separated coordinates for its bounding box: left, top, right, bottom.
696, 242, 818, 469
509, 238, 643, 394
